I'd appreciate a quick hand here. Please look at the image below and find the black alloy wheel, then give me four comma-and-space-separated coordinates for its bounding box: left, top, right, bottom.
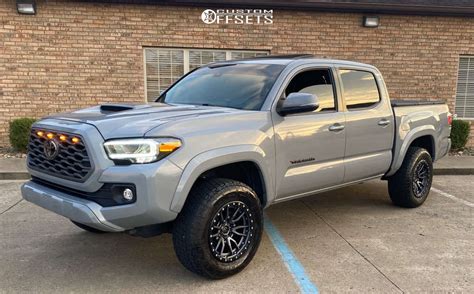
208, 201, 255, 263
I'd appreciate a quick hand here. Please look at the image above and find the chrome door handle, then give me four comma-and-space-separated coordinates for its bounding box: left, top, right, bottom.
329, 124, 345, 132
378, 119, 391, 126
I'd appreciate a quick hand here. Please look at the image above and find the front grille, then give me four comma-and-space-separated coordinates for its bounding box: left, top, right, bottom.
28, 129, 93, 182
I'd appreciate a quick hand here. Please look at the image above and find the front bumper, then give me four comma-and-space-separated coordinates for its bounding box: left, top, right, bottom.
22, 181, 124, 232
22, 158, 183, 231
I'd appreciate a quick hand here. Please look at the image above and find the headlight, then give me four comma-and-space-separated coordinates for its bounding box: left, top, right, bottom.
104, 138, 181, 164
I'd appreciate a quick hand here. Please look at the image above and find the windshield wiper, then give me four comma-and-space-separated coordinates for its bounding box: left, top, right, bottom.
200, 103, 220, 107
192, 103, 241, 110
208, 63, 237, 69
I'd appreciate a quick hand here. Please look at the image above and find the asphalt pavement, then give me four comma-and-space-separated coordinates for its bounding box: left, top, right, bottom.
0, 176, 472, 293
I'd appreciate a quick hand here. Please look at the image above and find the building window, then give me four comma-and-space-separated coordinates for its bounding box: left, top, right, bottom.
455, 56, 474, 119
144, 48, 268, 102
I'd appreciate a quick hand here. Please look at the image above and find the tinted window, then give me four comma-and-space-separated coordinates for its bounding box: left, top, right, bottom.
159, 63, 284, 110
340, 70, 380, 110
285, 70, 336, 112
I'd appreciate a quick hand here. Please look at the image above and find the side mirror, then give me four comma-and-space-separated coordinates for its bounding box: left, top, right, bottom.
277, 92, 319, 116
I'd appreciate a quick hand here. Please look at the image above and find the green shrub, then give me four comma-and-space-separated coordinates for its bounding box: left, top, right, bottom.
9, 118, 37, 152
450, 119, 470, 150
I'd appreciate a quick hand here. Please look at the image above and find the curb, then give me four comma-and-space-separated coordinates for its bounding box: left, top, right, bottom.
0, 172, 31, 180
434, 168, 474, 176
0, 169, 472, 181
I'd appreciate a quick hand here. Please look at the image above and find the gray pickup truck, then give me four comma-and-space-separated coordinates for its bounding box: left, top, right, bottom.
21, 55, 451, 279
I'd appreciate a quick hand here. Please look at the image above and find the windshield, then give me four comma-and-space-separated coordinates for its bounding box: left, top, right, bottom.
157, 63, 285, 110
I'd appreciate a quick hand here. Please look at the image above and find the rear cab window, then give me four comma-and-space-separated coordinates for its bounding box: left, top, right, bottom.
339, 69, 380, 110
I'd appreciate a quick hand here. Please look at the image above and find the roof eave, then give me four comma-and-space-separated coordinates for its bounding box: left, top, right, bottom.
79, 0, 474, 17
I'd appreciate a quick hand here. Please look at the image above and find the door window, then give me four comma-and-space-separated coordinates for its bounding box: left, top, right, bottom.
284, 69, 336, 112
340, 70, 380, 110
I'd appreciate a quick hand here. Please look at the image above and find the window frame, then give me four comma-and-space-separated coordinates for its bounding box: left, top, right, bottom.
275, 66, 339, 116
337, 68, 382, 112
143, 47, 269, 102
455, 55, 474, 120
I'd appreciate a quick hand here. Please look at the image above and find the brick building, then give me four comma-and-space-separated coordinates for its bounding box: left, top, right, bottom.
1, 0, 474, 146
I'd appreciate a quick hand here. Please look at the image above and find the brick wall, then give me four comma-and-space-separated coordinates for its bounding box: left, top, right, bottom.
1, 0, 474, 146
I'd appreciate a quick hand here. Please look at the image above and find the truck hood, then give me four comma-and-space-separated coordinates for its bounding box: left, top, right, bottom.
47, 103, 240, 139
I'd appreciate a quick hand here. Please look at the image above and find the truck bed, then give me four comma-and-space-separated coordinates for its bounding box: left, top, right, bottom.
391, 99, 446, 107
386, 101, 451, 177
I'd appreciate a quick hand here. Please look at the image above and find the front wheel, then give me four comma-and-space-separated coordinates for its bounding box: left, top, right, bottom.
388, 147, 433, 208
172, 178, 263, 279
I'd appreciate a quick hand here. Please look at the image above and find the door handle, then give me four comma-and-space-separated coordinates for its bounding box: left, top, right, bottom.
378, 119, 391, 126
329, 123, 345, 132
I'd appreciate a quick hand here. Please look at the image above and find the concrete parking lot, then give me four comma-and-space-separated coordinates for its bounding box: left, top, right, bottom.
1, 176, 472, 293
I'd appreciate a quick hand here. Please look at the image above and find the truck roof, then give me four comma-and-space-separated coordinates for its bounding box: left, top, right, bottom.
210, 54, 376, 69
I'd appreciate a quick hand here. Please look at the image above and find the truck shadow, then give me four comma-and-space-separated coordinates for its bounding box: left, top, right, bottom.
14, 179, 410, 289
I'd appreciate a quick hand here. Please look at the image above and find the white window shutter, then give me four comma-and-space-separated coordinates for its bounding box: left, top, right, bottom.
455, 56, 474, 119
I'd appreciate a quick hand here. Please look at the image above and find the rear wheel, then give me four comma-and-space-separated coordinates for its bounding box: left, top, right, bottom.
70, 220, 108, 234
172, 178, 263, 279
388, 147, 433, 208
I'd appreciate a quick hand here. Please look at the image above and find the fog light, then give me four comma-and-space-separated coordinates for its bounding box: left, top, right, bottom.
123, 188, 134, 201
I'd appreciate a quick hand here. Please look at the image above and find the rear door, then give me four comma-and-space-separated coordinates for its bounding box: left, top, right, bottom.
336, 67, 394, 182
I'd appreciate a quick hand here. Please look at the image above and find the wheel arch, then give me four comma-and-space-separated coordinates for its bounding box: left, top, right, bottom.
410, 135, 435, 158
386, 126, 436, 177
169, 145, 274, 213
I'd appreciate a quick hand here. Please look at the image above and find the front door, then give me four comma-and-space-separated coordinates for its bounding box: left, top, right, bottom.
273, 68, 346, 200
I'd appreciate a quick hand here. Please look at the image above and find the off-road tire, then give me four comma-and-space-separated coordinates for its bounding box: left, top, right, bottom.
388, 147, 433, 208
172, 178, 263, 279
70, 220, 108, 234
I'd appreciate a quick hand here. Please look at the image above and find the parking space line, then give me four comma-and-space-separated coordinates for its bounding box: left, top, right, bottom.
0, 199, 23, 216
264, 214, 319, 294
431, 187, 474, 208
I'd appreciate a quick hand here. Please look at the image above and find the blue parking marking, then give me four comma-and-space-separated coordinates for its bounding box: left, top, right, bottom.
264, 214, 319, 294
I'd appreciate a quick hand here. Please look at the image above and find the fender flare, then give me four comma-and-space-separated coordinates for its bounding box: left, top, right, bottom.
169, 145, 274, 213
386, 125, 436, 177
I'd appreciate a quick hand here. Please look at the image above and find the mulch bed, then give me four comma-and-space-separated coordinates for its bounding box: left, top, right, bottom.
0, 147, 27, 159
449, 148, 474, 156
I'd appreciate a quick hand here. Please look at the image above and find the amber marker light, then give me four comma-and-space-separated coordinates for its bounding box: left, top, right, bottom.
71, 137, 80, 144
36, 131, 44, 137
159, 141, 182, 153
59, 135, 67, 141
46, 133, 54, 139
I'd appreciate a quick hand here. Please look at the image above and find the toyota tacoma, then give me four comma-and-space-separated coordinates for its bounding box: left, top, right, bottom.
21, 55, 452, 279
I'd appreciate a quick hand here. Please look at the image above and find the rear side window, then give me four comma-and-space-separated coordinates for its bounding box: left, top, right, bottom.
285, 69, 336, 112
340, 70, 380, 110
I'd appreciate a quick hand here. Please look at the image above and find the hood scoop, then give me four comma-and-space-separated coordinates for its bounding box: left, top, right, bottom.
100, 104, 135, 112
